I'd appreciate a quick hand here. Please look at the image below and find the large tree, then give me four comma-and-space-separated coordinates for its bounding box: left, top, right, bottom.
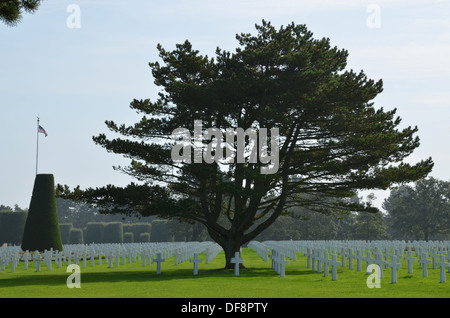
383, 177, 450, 240
57, 21, 433, 268
0, 0, 43, 26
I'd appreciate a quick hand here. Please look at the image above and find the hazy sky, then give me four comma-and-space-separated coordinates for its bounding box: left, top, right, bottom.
1, 0, 449, 211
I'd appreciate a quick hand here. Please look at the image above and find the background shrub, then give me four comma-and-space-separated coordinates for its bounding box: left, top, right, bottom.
69, 228, 84, 244
59, 223, 73, 244
139, 232, 150, 243
150, 220, 169, 242
0, 211, 27, 245
103, 222, 123, 243
123, 232, 134, 243
85, 222, 105, 243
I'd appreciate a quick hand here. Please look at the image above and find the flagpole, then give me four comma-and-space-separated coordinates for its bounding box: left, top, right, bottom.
36, 116, 39, 176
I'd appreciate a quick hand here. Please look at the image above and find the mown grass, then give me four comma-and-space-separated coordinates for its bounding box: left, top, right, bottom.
0, 248, 449, 298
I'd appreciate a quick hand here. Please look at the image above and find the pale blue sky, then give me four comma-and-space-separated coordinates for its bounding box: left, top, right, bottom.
1, 0, 449, 210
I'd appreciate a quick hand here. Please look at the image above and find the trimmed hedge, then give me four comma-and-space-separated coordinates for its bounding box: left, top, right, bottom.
139, 232, 150, 242
34, 221, 158, 244
123, 223, 152, 242
59, 223, 73, 244
69, 228, 84, 244
85, 222, 104, 244
123, 232, 134, 243
21, 174, 63, 252
103, 222, 123, 243
150, 220, 169, 242
0, 211, 27, 245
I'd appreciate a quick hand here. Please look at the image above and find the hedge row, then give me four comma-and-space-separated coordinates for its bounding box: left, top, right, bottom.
0, 214, 172, 245
59, 221, 159, 244
0, 211, 27, 245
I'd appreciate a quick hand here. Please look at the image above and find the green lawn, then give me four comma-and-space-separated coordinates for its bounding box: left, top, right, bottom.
0, 248, 449, 298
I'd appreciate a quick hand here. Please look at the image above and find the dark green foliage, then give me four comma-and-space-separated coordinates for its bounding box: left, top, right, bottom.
352, 210, 388, 240
383, 177, 450, 240
123, 223, 151, 242
0, 0, 43, 26
166, 220, 208, 242
59, 223, 73, 244
139, 232, 150, 243
21, 174, 63, 252
150, 220, 169, 242
69, 228, 84, 244
85, 222, 104, 243
123, 232, 134, 243
84, 221, 153, 243
102, 222, 123, 243
0, 211, 27, 244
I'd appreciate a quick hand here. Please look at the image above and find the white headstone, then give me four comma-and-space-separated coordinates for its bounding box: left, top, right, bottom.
190, 253, 202, 276
23, 250, 30, 270
316, 249, 324, 273
90, 250, 96, 267
230, 251, 243, 277
364, 250, 374, 274
153, 252, 165, 275
10, 253, 20, 273
312, 249, 319, 271
272, 251, 289, 278
347, 248, 354, 270
387, 255, 402, 284
373, 249, 385, 279
355, 248, 364, 272
33, 251, 42, 272
430, 248, 439, 269
437, 253, 449, 283
305, 248, 312, 269
98, 250, 103, 265
323, 250, 330, 277
403, 248, 416, 274
43, 249, 53, 270
108, 252, 114, 268
340, 248, 347, 268
328, 253, 341, 281
115, 252, 120, 267
418, 252, 431, 277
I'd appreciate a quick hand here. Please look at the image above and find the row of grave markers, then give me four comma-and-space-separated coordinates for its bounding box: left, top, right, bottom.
0, 241, 223, 276
2, 240, 450, 281
247, 240, 450, 283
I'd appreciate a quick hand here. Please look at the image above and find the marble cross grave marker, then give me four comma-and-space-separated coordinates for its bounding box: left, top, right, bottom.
230, 252, 243, 276
387, 255, 402, 284
328, 253, 341, 281
153, 253, 165, 275
190, 253, 202, 276
404, 248, 416, 274
418, 252, 431, 277
437, 253, 449, 283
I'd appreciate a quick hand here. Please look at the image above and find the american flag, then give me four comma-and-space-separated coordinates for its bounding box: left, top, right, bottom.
38, 125, 48, 137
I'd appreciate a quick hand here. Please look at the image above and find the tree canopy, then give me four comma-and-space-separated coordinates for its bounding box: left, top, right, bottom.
57, 21, 433, 268
0, 0, 42, 26
383, 177, 450, 240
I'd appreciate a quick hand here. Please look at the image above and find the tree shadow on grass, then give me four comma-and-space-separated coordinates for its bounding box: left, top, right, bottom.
0, 265, 318, 288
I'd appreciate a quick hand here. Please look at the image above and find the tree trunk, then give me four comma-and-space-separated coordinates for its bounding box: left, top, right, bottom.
208, 228, 245, 269
222, 239, 244, 270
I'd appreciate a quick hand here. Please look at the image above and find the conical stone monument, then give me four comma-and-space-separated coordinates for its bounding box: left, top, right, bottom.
21, 174, 63, 252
